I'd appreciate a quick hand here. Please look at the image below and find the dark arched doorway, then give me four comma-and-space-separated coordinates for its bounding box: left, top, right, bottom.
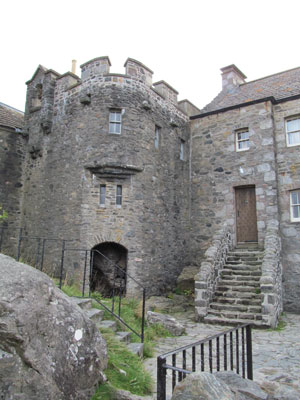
91, 242, 127, 297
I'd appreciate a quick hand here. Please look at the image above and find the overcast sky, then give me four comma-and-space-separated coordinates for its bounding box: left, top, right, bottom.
2, 0, 300, 112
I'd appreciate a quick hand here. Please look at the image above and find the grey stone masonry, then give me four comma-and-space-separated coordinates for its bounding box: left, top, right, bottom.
260, 220, 283, 327
195, 225, 233, 320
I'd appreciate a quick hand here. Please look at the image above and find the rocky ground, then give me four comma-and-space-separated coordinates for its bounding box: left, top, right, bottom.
143, 307, 300, 399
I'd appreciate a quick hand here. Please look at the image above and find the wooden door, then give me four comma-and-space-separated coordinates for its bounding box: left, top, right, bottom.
235, 187, 258, 243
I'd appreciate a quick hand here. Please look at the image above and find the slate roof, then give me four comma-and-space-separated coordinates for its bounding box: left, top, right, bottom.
201, 66, 300, 114
0, 102, 24, 130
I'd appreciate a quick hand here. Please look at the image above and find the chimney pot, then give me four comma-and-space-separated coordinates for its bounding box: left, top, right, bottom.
72, 60, 77, 75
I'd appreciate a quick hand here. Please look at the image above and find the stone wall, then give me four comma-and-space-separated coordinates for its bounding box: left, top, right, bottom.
21, 58, 191, 295
273, 98, 300, 311
195, 224, 233, 320
190, 101, 279, 262
0, 127, 25, 241
260, 220, 283, 327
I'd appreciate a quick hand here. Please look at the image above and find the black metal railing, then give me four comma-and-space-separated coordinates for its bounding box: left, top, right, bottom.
0, 226, 146, 343
157, 324, 253, 400
61, 247, 146, 342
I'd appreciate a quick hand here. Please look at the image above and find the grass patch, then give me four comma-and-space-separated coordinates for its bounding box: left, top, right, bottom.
267, 314, 287, 332
91, 328, 153, 399
91, 294, 172, 357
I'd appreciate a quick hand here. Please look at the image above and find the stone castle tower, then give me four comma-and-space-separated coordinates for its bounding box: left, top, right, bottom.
2, 57, 300, 320
20, 57, 199, 295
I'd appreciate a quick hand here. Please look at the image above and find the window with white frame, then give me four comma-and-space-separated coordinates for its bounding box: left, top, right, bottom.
286, 117, 300, 146
236, 129, 250, 151
290, 190, 300, 222
116, 185, 122, 206
100, 184, 106, 206
180, 139, 185, 160
155, 125, 160, 149
109, 110, 122, 134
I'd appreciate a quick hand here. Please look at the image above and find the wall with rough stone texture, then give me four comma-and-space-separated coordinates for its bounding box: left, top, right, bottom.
21, 59, 191, 295
190, 101, 279, 263
273, 99, 300, 311
0, 127, 25, 232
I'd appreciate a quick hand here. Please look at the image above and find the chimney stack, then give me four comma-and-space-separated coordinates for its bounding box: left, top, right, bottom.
72, 60, 77, 75
220, 64, 246, 91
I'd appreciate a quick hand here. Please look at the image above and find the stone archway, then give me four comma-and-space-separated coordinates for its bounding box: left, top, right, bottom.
91, 242, 127, 297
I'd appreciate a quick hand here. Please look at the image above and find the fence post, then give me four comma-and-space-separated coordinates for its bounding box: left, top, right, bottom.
82, 250, 88, 297
17, 228, 23, 261
89, 250, 94, 297
0, 225, 4, 252
141, 288, 146, 343
157, 356, 167, 400
59, 240, 66, 289
40, 239, 46, 271
246, 325, 253, 380
35, 238, 41, 268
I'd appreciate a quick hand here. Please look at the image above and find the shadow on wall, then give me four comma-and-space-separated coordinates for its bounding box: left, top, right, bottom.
91, 242, 128, 297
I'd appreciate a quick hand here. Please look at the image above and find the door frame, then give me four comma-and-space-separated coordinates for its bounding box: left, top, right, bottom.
234, 185, 258, 243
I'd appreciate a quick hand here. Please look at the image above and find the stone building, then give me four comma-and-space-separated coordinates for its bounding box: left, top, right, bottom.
1, 57, 300, 320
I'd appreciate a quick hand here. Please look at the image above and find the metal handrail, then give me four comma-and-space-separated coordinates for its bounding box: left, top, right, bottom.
0, 227, 146, 342
157, 324, 253, 400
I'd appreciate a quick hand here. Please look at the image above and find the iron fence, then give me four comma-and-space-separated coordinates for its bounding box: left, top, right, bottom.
157, 324, 253, 400
61, 247, 146, 342
0, 227, 146, 344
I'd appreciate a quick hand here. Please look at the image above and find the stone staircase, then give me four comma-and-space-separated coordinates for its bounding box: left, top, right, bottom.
71, 297, 144, 357
204, 244, 265, 327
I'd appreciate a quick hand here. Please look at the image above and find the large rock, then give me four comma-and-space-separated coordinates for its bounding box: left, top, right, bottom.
0, 254, 107, 400
215, 371, 268, 399
176, 266, 199, 293
171, 371, 271, 400
171, 372, 236, 400
146, 311, 185, 336
144, 294, 193, 315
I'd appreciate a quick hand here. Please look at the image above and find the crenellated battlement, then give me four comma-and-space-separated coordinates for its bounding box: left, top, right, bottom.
25, 56, 200, 123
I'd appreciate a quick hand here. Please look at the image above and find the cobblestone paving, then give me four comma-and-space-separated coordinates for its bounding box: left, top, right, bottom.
143, 311, 300, 399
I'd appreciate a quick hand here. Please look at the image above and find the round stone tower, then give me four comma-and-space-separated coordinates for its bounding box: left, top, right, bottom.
22, 56, 192, 295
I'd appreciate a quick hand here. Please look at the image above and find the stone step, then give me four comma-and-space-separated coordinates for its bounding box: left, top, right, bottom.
217, 286, 259, 294
221, 274, 260, 282
213, 297, 262, 306
71, 297, 92, 310
227, 256, 261, 262
223, 264, 261, 271
225, 260, 262, 266
206, 309, 262, 321
86, 308, 105, 324
203, 314, 264, 327
98, 320, 118, 331
116, 331, 132, 344
222, 269, 261, 277
218, 280, 260, 289
127, 343, 144, 358
209, 302, 261, 313
215, 290, 261, 299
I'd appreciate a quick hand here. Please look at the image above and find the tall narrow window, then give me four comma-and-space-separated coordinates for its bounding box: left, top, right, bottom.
180, 139, 185, 160
155, 125, 160, 149
286, 117, 300, 146
109, 110, 122, 134
290, 190, 300, 221
100, 185, 106, 206
236, 128, 249, 151
116, 185, 122, 206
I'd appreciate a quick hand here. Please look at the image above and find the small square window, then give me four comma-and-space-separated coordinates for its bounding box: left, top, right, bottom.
109, 110, 122, 134
286, 117, 300, 147
116, 185, 122, 206
155, 126, 160, 149
100, 185, 106, 206
236, 129, 249, 151
180, 139, 185, 160
290, 190, 300, 222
